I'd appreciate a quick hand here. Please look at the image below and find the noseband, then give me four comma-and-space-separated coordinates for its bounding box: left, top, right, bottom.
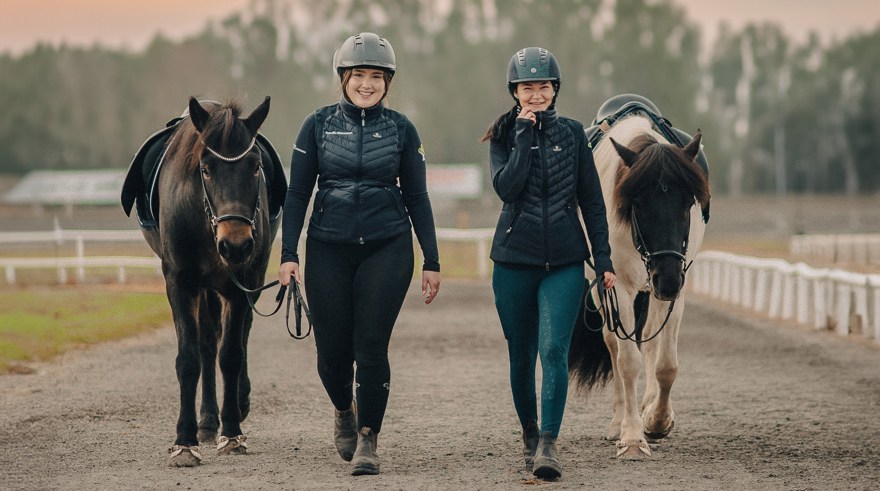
199, 136, 261, 237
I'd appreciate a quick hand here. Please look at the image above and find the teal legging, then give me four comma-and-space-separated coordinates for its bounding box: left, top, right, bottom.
492, 262, 585, 437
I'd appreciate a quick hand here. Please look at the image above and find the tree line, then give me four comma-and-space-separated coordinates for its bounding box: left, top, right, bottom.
1, 0, 878, 195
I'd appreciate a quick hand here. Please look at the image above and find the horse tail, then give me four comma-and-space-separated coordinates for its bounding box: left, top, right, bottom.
568, 289, 613, 392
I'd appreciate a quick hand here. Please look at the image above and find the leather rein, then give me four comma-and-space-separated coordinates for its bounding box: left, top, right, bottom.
199, 137, 312, 339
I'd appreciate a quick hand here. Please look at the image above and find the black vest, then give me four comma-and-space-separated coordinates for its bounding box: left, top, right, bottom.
308, 100, 411, 244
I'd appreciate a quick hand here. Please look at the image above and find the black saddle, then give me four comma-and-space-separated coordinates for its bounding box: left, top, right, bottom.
121, 112, 287, 229
585, 94, 710, 222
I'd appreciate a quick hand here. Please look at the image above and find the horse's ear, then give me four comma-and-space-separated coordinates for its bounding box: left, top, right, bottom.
610, 137, 638, 167
188, 97, 211, 134
683, 130, 702, 161
243, 96, 271, 135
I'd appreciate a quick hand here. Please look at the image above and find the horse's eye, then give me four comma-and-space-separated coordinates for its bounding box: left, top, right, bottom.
253, 164, 261, 177
201, 167, 210, 177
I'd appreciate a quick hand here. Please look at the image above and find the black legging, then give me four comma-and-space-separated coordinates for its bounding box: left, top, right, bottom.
304, 232, 414, 433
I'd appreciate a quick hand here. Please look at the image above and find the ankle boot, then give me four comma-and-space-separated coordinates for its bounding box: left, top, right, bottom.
350, 427, 380, 476
334, 401, 357, 461
522, 420, 540, 470
532, 432, 561, 480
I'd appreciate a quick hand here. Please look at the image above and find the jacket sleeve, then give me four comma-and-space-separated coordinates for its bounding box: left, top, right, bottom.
280, 113, 319, 264
490, 118, 534, 202
398, 119, 441, 272
576, 129, 614, 276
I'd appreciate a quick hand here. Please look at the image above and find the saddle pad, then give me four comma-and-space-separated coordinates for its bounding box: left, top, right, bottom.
121, 118, 287, 229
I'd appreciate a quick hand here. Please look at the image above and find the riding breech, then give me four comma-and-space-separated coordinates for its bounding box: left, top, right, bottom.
492, 262, 585, 437
304, 232, 414, 433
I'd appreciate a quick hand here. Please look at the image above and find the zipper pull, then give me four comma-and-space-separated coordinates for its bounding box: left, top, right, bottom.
361, 109, 365, 127
545, 263, 550, 271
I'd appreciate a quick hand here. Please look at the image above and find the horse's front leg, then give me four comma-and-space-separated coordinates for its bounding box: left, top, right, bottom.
603, 328, 623, 441
165, 274, 203, 466
197, 290, 221, 443
641, 300, 684, 441
612, 300, 651, 460
215, 294, 249, 455
238, 309, 253, 422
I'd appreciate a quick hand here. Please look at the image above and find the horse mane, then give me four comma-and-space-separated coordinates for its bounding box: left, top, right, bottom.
164, 99, 247, 174
609, 117, 710, 225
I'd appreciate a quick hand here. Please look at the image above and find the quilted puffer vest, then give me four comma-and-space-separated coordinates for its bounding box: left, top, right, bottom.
308, 99, 411, 244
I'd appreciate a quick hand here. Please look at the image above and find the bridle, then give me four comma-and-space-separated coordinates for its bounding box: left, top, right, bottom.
199, 136, 261, 237
582, 201, 695, 344
197, 135, 312, 339
629, 205, 693, 292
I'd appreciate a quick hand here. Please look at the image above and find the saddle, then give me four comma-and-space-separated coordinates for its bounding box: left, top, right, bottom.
585, 94, 710, 223
121, 109, 287, 229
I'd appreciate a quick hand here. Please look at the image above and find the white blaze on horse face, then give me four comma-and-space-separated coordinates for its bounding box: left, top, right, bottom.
515, 81, 554, 112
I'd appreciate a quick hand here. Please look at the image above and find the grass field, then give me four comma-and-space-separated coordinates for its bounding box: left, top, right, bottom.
0, 288, 170, 374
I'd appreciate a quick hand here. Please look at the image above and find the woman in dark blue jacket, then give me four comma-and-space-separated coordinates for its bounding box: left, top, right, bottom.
481, 47, 616, 480
278, 32, 441, 476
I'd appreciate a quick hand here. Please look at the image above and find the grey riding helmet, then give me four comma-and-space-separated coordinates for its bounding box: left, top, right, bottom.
507, 47, 561, 104
334, 32, 396, 80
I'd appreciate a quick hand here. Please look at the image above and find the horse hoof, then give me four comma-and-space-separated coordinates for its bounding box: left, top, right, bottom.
644, 420, 674, 442
168, 445, 202, 467
216, 435, 248, 455
615, 440, 652, 460
198, 428, 218, 444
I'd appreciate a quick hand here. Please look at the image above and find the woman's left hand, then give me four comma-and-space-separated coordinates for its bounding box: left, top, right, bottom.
603, 271, 617, 290
422, 271, 441, 305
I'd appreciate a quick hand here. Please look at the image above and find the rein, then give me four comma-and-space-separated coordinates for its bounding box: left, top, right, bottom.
223, 268, 313, 339
198, 137, 312, 339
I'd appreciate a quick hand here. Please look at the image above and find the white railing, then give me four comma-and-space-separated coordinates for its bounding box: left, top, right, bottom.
790, 233, 880, 264
0, 227, 496, 284
692, 250, 880, 343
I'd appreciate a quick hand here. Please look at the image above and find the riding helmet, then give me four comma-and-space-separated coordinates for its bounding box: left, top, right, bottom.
334, 32, 396, 80
507, 47, 561, 103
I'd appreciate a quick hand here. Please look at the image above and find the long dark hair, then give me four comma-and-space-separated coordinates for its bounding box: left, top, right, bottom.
480, 105, 519, 143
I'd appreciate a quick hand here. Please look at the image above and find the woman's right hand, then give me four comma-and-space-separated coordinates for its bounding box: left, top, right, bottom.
278, 261, 300, 286
517, 107, 536, 126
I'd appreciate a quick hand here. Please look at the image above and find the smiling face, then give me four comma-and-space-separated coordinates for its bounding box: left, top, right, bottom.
344, 68, 387, 108
514, 81, 555, 112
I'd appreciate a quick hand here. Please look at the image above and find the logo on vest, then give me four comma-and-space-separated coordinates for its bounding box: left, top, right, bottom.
552, 145, 562, 152
418, 144, 426, 162
325, 131, 353, 136
372, 132, 382, 139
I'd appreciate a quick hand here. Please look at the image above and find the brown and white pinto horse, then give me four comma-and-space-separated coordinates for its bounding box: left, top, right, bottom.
569, 115, 710, 459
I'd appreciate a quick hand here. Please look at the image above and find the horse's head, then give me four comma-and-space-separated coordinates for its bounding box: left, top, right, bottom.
188, 96, 271, 265
611, 131, 710, 301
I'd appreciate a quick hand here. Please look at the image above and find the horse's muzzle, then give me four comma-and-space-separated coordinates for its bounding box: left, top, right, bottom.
650, 262, 685, 301
216, 223, 255, 265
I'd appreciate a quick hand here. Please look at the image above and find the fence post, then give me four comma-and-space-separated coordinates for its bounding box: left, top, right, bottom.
5, 266, 15, 285
76, 236, 85, 283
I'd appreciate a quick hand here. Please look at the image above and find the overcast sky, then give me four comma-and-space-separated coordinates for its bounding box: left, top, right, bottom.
1, 0, 879, 55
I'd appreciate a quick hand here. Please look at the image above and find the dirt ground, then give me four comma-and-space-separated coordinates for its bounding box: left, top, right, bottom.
1, 279, 879, 491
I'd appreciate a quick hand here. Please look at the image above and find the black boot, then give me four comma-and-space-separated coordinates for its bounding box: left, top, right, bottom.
351, 427, 380, 476
334, 401, 357, 461
532, 432, 561, 480
522, 420, 540, 470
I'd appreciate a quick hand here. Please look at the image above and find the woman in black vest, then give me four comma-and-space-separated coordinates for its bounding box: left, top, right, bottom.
278, 32, 441, 476
481, 47, 616, 480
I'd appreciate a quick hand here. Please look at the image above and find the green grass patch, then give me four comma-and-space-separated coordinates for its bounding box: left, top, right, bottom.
0, 289, 170, 373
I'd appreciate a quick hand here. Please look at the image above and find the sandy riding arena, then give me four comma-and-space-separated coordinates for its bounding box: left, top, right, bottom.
2, 279, 879, 490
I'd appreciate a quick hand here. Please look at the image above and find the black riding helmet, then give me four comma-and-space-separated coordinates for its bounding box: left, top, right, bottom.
507, 47, 561, 106
334, 32, 396, 80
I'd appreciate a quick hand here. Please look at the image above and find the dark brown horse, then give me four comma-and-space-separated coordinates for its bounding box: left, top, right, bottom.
127, 96, 281, 466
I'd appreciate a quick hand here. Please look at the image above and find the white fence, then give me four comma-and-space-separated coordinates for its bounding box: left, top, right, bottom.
692, 250, 880, 343
0, 227, 496, 284
790, 233, 880, 264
